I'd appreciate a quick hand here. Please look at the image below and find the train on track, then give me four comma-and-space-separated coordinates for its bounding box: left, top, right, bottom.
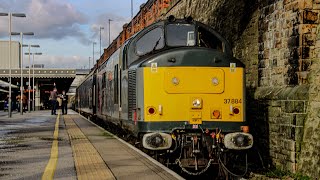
76, 16, 253, 177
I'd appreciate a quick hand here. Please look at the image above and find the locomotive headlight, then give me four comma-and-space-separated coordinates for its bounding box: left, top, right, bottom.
172, 77, 180, 85
212, 77, 219, 86
192, 98, 202, 108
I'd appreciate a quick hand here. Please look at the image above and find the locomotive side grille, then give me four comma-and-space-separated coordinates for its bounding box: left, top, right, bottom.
128, 70, 136, 120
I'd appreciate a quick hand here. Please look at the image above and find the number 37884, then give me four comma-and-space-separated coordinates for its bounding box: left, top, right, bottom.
224, 99, 242, 104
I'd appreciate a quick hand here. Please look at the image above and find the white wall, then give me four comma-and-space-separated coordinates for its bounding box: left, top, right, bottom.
0, 41, 20, 69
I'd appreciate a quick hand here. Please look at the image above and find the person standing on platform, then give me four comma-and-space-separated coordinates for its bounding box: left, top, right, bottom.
61, 90, 68, 114
22, 94, 27, 112
49, 88, 58, 115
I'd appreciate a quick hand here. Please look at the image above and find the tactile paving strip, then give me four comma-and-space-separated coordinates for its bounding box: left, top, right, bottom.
64, 115, 115, 180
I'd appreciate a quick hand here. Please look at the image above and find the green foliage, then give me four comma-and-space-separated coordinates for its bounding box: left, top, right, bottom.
265, 167, 290, 178
291, 173, 311, 180
265, 167, 311, 180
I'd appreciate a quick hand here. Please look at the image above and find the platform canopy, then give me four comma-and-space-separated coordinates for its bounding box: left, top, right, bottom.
0, 68, 76, 78
0, 79, 18, 88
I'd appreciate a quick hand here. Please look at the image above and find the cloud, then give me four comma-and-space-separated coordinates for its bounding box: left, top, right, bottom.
0, 0, 90, 44
90, 13, 130, 49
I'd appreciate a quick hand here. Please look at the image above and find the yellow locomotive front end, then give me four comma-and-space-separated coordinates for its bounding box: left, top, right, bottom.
125, 17, 253, 174
143, 66, 244, 125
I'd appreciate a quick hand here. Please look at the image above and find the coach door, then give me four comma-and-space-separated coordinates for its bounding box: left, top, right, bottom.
119, 44, 128, 123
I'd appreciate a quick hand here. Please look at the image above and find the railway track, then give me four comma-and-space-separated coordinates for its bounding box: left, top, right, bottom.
82, 114, 250, 180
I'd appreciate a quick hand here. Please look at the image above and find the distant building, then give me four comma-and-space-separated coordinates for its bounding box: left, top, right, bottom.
33, 64, 44, 68
0, 41, 21, 69
26, 64, 45, 68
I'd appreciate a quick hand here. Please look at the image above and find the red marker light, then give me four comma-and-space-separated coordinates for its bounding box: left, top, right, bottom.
148, 107, 155, 114
233, 107, 240, 114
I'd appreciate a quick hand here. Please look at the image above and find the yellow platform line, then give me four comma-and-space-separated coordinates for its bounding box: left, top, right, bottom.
64, 115, 115, 180
42, 112, 60, 180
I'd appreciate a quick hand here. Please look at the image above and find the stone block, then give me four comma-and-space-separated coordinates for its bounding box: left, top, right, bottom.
300, 59, 311, 71
282, 100, 305, 113
314, 3, 320, 10
284, 0, 292, 5
289, 151, 297, 162
269, 150, 277, 158
281, 125, 292, 138
302, 33, 316, 46
303, 10, 318, 24
295, 114, 306, 126
299, 0, 313, 9
270, 124, 281, 132
293, 1, 299, 12
295, 128, 304, 148
296, 140, 302, 152
277, 153, 286, 161
268, 107, 282, 117
279, 115, 292, 125
285, 140, 296, 151
270, 100, 281, 107
295, 101, 305, 113
286, 162, 297, 173
283, 101, 295, 113
301, 24, 317, 34
269, 117, 278, 124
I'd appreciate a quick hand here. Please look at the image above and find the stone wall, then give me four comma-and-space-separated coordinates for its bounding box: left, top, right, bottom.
299, 0, 320, 177
162, 0, 319, 178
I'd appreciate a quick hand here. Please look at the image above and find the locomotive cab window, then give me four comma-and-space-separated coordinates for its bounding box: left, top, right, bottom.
166, 24, 195, 47
197, 26, 224, 52
135, 27, 164, 56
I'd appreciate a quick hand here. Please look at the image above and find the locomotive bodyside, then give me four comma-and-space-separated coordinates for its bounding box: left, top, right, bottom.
76, 70, 96, 116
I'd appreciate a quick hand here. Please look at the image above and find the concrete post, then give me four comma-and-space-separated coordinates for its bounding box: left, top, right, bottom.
35, 80, 40, 110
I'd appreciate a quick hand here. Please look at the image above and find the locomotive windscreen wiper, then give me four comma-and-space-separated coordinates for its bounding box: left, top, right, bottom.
152, 36, 162, 52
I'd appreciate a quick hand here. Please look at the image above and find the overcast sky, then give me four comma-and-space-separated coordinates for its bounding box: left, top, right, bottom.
0, 0, 147, 69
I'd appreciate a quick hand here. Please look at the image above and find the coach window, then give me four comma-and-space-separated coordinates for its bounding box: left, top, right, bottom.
89, 88, 92, 108
122, 46, 128, 70
114, 64, 119, 104
102, 72, 106, 89
135, 27, 164, 56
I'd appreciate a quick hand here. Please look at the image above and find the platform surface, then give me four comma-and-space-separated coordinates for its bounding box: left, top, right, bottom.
0, 110, 183, 180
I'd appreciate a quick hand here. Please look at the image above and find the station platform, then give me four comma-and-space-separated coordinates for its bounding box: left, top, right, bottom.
0, 110, 183, 180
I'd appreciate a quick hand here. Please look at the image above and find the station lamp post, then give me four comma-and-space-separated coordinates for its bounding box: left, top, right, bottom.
0, 12, 26, 117
33, 53, 42, 111
108, 19, 112, 45
25, 52, 42, 111
92, 42, 96, 68
23, 44, 40, 112
12, 32, 34, 115
99, 26, 104, 56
